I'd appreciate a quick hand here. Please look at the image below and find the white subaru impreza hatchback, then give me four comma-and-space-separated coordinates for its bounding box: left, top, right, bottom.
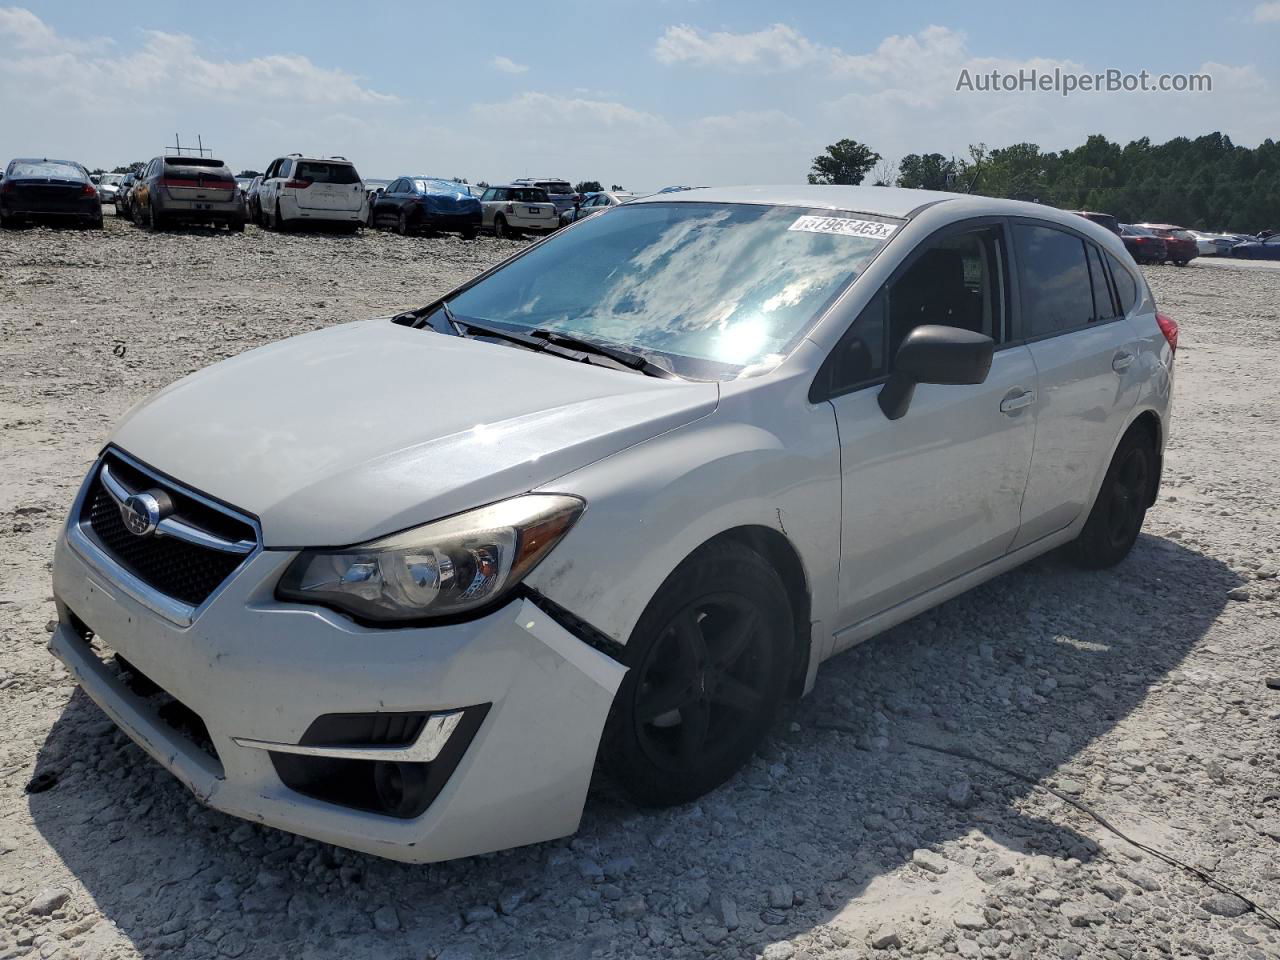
50, 185, 1175, 862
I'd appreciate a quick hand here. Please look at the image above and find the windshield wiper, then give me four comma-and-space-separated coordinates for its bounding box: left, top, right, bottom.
529, 329, 679, 379
434, 303, 547, 351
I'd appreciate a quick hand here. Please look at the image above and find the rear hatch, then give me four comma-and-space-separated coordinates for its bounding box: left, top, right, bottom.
160, 157, 237, 204
4, 161, 92, 211
511, 188, 557, 223
290, 160, 364, 212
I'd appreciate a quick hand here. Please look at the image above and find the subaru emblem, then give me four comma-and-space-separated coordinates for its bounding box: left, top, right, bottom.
121, 491, 164, 537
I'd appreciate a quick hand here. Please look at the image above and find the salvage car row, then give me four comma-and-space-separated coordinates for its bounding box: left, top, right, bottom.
1074, 209, 1277, 263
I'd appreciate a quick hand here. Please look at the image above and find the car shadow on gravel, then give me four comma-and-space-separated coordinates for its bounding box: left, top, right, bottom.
28, 533, 1237, 959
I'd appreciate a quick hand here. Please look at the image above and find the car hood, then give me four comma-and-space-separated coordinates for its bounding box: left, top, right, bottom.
111, 320, 718, 546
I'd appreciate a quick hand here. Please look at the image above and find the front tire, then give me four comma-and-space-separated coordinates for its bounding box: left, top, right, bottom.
1069, 425, 1156, 569
602, 542, 794, 806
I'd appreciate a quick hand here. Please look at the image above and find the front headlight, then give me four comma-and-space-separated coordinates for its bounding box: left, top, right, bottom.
277, 495, 584, 623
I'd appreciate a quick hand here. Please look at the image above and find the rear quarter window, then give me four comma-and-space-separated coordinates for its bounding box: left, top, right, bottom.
1107, 253, 1139, 314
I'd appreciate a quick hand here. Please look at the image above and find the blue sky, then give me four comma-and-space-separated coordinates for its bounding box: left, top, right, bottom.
3, 2, 1278, 188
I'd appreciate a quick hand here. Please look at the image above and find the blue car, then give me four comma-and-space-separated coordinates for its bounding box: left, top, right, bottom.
1231, 234, 1280, 260
370, 177, 481, 238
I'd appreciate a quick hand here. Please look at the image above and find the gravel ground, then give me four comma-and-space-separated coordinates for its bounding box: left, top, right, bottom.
1, 216, 1278, 960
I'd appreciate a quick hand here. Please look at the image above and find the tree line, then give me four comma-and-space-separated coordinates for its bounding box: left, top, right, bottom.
807, 132, 1280, 233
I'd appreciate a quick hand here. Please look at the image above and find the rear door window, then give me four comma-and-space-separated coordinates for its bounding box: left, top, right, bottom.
1013, 224, 1096, 338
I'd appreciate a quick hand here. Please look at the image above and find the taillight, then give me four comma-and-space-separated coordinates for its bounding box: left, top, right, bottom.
81, 183, 97, 197
1156, 312, 1178, 356
159, 177, 198, 189
1, 179, 14, 194
285, 179, 311, 189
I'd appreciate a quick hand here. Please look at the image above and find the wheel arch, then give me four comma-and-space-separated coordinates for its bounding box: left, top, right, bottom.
693, 525, 814, 701
1128, 408, 1163, 506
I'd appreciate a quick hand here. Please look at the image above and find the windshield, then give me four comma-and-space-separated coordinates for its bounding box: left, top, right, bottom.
294, 162, 361, 184
535, 181, 573, 195
101, 174, 123, 186
447, 202, 896, 378
8, 161, 85, 181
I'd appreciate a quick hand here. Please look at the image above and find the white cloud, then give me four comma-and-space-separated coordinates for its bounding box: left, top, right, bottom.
653, 23, 826, 72
1253, 3, 1280, 22
652, 22, 1276, 175
491, 55, 529, 74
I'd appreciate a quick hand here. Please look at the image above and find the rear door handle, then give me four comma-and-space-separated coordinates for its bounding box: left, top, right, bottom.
999, 389, 1036, 414
1112, 351, 1134, 372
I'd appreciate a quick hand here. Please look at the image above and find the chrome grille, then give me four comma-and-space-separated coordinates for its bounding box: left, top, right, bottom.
75, 451, 260, 612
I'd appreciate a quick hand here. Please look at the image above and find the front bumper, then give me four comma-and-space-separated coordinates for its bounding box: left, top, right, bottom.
49, 527, 625, 862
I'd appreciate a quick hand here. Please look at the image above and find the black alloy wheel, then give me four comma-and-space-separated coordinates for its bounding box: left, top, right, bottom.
603, 542, 794, 806
1070, 426, 1155, 568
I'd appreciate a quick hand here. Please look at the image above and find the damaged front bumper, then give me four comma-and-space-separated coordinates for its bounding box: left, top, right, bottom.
49, 530, 626, 862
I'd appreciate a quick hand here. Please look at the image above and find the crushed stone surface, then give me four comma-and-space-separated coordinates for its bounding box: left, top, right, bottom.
1, 218, 1278, 959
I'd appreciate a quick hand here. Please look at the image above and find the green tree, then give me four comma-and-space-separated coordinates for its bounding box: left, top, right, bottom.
111, 162, 145, 174
897, 153, 958, 191
236, 169, 263, 179
807, 139, 880, 185
575, 180, 603, 193
610, 183, 625, 191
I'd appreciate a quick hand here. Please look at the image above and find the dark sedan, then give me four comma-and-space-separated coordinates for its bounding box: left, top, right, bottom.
370, 177, 480, 238
1231, 234, 1280, 260
1118, 224, 1167, 265
1, 158, 102, 229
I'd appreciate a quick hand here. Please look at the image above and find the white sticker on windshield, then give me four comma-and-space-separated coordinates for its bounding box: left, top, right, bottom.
788, 215, 897, 241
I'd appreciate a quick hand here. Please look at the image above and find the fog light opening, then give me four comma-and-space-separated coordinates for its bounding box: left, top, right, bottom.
373, 760, 429, 817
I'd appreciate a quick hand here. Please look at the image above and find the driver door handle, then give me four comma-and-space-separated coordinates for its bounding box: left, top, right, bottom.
1000, 388, 1036, 414
1112, 351, 1134, 372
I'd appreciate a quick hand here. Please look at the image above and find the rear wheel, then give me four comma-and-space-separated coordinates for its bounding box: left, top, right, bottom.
493, 215, 510, 239
1069, 426, 1156, 569
397, 210, 411, 236
603, 542, 794, 806
148, 203, 165, 232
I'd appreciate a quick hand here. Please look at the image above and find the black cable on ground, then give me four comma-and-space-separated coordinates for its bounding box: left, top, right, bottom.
811, 720, 1279, 929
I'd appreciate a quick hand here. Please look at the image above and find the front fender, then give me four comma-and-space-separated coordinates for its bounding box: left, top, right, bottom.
525, 371, 842, 674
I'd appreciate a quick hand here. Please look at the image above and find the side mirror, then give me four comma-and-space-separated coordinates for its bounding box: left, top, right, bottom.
878, 325, 994, 421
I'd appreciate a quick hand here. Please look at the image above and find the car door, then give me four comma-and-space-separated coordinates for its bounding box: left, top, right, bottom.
380, 179, 405, 224
824, 220, 1039, 638
1008, 220, 1142, 549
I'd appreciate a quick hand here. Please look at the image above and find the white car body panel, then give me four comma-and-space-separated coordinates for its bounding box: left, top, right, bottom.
49, 184, 1174, 862
110, 320, 717, 546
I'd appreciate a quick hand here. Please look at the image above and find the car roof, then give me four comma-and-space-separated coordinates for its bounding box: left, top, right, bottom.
627, 184, 1101, 226
489, 183, 548, 190
1135, 222, 1185, 231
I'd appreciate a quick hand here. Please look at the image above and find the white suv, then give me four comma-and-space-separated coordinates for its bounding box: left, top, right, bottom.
49, 185, 1174, 863
257, 154, 366, 231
